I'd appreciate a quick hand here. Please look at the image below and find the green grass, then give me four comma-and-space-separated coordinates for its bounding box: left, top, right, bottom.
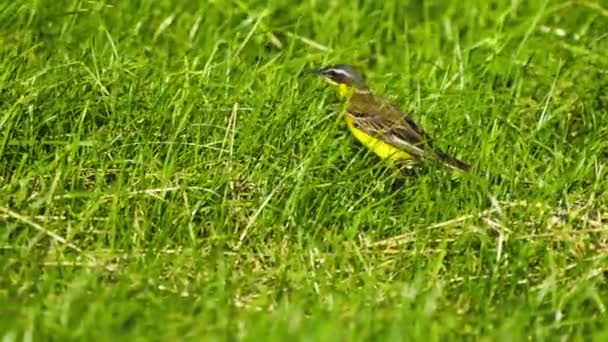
1, 0, 608, 340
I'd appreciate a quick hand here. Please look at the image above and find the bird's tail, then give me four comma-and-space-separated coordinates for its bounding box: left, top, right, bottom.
437, 151, 471, 172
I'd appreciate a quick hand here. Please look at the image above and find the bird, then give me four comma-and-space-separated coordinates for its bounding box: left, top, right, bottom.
312, 64, 471, 172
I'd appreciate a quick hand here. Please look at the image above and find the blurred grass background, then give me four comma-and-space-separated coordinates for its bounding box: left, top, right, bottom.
1, 0, 607, 340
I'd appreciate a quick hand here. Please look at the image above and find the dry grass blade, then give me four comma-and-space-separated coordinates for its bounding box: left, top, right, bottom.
0, 207, 117, 272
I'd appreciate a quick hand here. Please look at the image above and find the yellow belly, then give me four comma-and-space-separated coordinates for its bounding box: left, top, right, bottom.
344, 114, 413, 162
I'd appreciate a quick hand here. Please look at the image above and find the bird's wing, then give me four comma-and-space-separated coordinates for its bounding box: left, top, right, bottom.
347, 94, 437, 158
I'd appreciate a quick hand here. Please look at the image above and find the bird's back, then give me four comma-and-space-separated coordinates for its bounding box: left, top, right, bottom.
346, 92, 470, 172
346, 92, 435, 157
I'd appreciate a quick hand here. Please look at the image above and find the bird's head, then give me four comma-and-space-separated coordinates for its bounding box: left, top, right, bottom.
313, 64, 369, 97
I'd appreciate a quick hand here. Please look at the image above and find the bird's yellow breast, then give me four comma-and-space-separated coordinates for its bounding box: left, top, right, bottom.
344, 113, 413, 162
338, 84, 350, 97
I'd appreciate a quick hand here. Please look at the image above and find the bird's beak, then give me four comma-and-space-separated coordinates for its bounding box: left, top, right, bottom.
308, 68, 324, 76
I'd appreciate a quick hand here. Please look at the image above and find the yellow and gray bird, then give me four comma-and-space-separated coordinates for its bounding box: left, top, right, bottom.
313, 64, 470, 172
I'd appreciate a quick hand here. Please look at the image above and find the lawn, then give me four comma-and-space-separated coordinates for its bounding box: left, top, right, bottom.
1, 0, 607, 340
